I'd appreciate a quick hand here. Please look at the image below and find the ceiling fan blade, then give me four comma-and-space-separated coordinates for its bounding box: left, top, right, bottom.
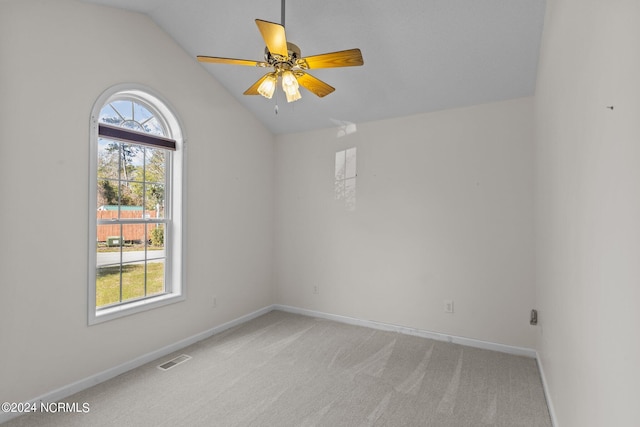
243, 73, 272, 95
296, 72, 335, 98
298, 48, 364, 69
255, 19, 288, 57
197, 56, 268, 67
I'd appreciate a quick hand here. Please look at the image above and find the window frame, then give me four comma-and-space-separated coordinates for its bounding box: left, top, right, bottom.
88, 84, 186, 325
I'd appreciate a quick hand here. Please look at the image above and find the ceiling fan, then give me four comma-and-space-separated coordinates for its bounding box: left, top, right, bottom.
196, 0, 363, 103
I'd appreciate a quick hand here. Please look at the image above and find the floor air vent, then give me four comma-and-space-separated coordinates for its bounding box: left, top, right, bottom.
158, 354, 192, 371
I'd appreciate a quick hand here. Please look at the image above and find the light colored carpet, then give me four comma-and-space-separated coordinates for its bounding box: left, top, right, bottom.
4, 311, 551, 426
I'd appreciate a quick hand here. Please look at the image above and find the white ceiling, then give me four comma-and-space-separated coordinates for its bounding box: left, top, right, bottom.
82, 0, 546, 135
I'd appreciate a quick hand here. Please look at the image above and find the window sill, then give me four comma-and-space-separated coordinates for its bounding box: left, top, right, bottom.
89, 292, 185, 325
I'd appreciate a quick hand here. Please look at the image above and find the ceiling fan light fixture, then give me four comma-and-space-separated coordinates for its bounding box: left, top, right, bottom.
257, 73, 277, 99
284, 86, 301, 103
282, 70, 301, 103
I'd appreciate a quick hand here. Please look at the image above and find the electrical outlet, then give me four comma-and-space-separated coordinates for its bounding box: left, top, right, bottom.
444, 299, 454, 313
313, 285, 319, 295
212, 296, 217, 308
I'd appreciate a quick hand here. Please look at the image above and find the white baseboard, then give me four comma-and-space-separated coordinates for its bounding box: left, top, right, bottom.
274, 304, 537, 358
0, 305, 273, 425
535, 351, 559, 427
2, 303, 545, 425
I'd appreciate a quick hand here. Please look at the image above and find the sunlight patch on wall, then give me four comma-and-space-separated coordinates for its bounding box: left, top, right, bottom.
335, 147, 357, 211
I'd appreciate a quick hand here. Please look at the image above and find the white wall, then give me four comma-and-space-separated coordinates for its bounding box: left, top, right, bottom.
0, 0, 274, 403
534, 0, 640, 425
275, 98, 536, 348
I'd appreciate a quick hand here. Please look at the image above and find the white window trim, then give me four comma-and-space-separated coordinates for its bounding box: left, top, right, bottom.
88, 84, 187, 325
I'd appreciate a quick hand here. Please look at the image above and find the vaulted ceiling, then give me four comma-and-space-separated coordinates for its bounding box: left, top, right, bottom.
82, 0, 546, 135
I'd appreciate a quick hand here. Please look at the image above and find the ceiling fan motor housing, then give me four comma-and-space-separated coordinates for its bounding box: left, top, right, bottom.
265, 42, 301, 71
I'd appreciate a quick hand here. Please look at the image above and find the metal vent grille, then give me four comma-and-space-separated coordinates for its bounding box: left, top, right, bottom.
158, 354, 192, 371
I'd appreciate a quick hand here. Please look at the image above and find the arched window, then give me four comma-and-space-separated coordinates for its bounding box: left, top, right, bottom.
88, 85, 185, 324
